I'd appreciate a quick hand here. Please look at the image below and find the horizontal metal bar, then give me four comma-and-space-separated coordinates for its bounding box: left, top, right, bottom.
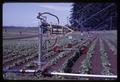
3, 69, 37, 73
61, 48, 79, 51
51, 72, 117, 78
20, 69, 37, 72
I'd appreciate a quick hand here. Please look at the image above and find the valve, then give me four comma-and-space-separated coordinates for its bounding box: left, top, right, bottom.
53, 45, 61, 53
41, 66, 53, 77
67, 43, 73, 48
80, 45, 88, 55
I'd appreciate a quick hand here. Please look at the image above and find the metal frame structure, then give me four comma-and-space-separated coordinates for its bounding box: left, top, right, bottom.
37, 12, 60, 70
35, 12, 117, 79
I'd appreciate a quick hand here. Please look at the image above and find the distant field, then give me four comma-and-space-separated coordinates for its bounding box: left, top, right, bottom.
3, 27, 38, 33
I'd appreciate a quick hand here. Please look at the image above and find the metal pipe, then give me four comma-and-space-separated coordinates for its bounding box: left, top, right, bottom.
61, 48, 79, 51
3, 69, 37, 73
38, 24, 43, 69
51, 72, 117, 78
37, 12, 59, 25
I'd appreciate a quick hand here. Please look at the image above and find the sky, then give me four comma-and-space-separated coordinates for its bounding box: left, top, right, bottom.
3, 3, 73, 27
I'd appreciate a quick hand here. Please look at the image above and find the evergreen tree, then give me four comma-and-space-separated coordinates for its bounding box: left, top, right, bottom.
70, 3, 117, 31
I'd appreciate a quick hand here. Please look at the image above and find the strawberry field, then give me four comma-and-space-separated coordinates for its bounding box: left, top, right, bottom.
3, 30, 117, 80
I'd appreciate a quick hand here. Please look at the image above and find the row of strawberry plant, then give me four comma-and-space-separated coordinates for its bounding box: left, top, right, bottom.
55, 36, 96, 73
3, 47, 37, 64
3, 44, 38, 69
3, 43, 37, 59
102, 37, 116, 55
79, 37, 97, 74
4, 49, 38, 70
99, 37, 113, 75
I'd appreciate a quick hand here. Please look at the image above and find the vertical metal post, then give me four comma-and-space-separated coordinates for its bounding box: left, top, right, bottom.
62, 26, 64, 36
46, 28, 48, 54
50, 22, 52, 35
38, 24, 43, 69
